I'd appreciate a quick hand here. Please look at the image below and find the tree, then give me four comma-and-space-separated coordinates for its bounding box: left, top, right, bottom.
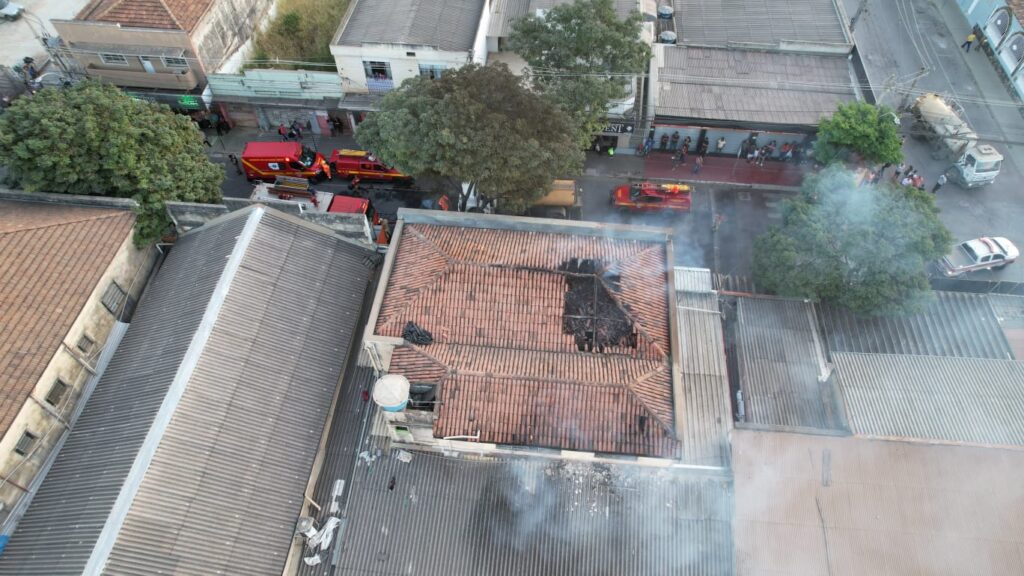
814, 102, 903, 165
752, 165, 952, 315
356, 64, 584, 213
0, 81, 223, 245
509, 0, 650, 146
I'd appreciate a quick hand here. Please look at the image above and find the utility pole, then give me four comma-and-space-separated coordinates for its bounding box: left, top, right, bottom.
849, 0, 869, 33
898, 67, 929, 111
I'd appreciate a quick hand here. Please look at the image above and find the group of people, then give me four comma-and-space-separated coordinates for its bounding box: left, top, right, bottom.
743, 139, 806, 166
278, 121, 305, 141
865, 162, 947, 193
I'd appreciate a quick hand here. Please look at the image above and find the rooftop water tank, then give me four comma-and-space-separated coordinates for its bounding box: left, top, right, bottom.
659, 30, 677, 44
657, 4, 674, 19
372, 374, 410, 412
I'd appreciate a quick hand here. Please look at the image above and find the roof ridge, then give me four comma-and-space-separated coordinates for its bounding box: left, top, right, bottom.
623, 364, 676, 437
155, 0, 186, 30
377, 227, 453, 333
0, 209, 132, 235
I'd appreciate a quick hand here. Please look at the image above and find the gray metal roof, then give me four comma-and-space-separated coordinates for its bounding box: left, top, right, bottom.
735, 297, 841, 429
337, 0, 487, 51
0, 207, 375, 576
334, 450, 734, 575
990, 294, 1024, 359
819, 291, 1014, 360
655, 45, 857, 126
489, 0, 638, 38
674, 268, 731, 468
834, 352, 1024, 447
673, 0, 850, 47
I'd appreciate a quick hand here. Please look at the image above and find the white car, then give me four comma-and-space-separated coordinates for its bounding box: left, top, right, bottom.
938, 237, 1019, 277
0, 0, 24, 20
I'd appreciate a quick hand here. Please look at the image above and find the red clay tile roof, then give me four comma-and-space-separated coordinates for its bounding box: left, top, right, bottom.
0, 201, 135, 436
378, 223, 677, 457
76, 0, 214, 32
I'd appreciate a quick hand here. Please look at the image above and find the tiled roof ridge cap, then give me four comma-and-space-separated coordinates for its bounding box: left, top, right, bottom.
78, 0, 117, 19
157, 0, 187, 31
0, 209, 133, 235
627, 364, 676, 436
377, 227, 454, 333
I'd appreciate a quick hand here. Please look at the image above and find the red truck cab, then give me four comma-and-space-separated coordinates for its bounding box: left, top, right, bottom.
241, 141, 331, 183
329, 149, 412, 183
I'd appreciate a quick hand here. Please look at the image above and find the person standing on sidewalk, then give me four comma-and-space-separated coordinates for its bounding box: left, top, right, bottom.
692, 155, 704, 174
643, 135, 654, 156
961, 32, 976, 52
931, 173, 947, 193
670, 131, 680, 151
892, 161, 906, 182
278, 123, 288, 141
716, 137, 726, 155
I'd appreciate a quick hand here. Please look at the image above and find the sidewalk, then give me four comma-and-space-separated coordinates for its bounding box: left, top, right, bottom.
643, 152, 807, 188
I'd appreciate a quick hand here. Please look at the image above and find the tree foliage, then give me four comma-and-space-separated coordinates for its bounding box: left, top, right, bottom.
0, 81, 223, 245
814, 102, 904, 165
752, 166, 952, 315
509, 0, 650, 145
356, 64, 584, 213
250, 0, 349, 68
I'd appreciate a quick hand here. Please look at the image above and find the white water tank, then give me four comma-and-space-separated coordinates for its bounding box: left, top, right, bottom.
657, 4, 674, 19
659, 30, 677, 44
372, 374, 410, 412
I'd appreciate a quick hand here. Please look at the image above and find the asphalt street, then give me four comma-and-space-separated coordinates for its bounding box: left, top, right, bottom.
846, 0, 1024, 282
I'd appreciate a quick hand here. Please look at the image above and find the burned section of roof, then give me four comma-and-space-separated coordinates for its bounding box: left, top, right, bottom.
375, 220, 676, 457
335, 451, 734, 576
0, 207, 375, 576
819, 291, 1013, 359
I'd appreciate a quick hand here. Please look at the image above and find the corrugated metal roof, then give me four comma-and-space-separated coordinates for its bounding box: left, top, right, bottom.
674, 266, 713, 293
489, 0, 638, 38
990, 294, 1024, 360
656, 45, 857, 126
733, 429, 1024, 575
338, 0, 486, 52
735, 297, 841, 430
674, 268, 731, 468
0, 208, 375, 576
673, 0, 850, 46
334, 450, 734, 575
834, 352, 1024, 447
819, 291, 1014, 360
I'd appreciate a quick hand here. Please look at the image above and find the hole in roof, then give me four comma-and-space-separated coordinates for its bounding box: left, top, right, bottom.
559, 258, 638, 353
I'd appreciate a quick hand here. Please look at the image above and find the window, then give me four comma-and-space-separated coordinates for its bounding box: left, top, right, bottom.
100, 53, 128, 66
405, 51, 416, 57
101, 281, 128, 315
162, 56, 188, 68
418, 64, 447, 80
363, 61, 392, 80
45, 380, 69, 407
14, 431, 38, 456
76, 334, 95, 355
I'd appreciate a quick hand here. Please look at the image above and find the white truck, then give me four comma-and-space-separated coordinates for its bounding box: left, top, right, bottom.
910, 93, 1002, 188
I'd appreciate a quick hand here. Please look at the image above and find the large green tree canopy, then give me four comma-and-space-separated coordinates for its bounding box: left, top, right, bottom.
0, 81, 223, 245
355, 64, 583, 213
814, 102, 904, 165
509, 0, 650, 145
753, 166, 952, 315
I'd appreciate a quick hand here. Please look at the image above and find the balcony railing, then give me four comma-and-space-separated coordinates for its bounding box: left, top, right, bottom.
85, 65, 199, 90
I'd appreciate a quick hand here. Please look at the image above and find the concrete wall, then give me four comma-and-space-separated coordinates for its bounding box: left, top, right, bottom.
330, 43, 470, 93
471, 0, 491, 65
190, 0, 275, 74
0, 227, 156, 525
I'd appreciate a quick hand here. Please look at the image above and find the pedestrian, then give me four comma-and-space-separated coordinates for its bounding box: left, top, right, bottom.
961, 32, 976, 52
659, 133, 669, 151
671, 148, 684, 170
670, 131, 680, 151
757, 147, 768, 167
931, 174, 947, 193
692, 155, 703, 174
892, 161, 906, 181
699, 138, 709, 158
716, 137, 726, 154
287, 128, 297, 140
643, 135, 654, 156
278, 123, 288, 141
290, 121, 303, 140
879, 162, 891, 178
682, 135, 692, 155
901, 175, 913, 187
228, 154, 242, 175
905, 165, 916, 179
913, 174, 925, 189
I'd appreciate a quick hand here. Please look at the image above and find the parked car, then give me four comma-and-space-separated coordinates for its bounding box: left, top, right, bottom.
0, 0, 24, 20
612, 181, 692, 212
937, 237, 1018, 277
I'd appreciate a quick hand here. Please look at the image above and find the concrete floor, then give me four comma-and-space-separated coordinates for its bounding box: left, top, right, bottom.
0, 0, 91, 68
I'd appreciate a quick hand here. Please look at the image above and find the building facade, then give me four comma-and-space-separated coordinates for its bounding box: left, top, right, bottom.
0, 192, 155, 531
957, 0, 1024, 100
329, 0, 490, 131
51, 0, 273, 111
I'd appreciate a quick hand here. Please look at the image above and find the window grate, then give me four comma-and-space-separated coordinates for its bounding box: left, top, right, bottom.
77, 334, 95, 355
101, 282, 127, 315
14, 431, 38, 456
45, 379, 69, 407
100, 53, 128, 66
